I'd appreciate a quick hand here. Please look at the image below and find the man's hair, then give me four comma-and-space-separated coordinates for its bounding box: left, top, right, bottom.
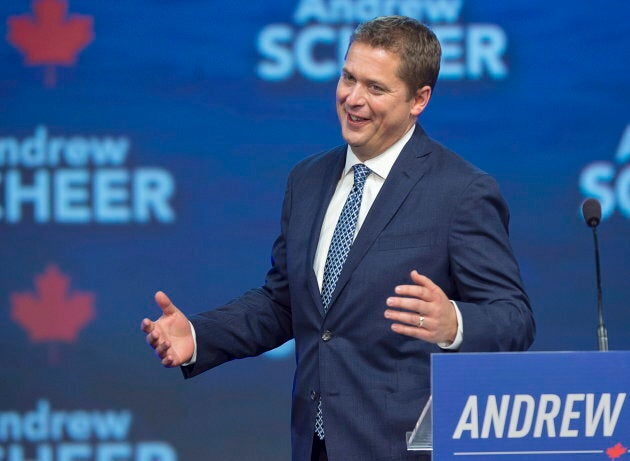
349, 16, 441, 97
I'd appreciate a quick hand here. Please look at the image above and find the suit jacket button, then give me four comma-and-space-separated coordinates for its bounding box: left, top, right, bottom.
310, 390, 319, 401
321, 330, 333, 341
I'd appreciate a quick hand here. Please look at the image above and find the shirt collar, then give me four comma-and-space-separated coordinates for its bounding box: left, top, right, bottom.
342, 125, 416, 180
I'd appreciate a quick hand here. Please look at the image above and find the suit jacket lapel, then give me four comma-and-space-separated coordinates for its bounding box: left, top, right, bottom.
324, 126, 433, 314
305, 148, 347, 316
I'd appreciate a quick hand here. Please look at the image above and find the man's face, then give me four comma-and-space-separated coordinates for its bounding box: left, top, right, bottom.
336, 42, 430, 161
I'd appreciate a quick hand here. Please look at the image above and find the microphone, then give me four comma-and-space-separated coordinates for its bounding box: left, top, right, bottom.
582, 198, 601, 227
581, 198, 608, 351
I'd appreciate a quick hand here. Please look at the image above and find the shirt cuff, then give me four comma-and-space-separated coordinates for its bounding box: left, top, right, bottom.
438, 300, 463, 350
181, 321, 198, 366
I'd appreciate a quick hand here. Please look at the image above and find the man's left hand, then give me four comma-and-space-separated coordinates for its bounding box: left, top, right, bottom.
384, 270, 457, 345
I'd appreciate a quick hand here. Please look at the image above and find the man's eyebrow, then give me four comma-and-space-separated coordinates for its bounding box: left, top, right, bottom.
340, 69, 391, 91
367, 78, 385, 86
366, 78, 391, 90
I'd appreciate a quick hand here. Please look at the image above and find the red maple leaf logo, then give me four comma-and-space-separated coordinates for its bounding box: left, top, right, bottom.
606, 443, 629, 460
10, 264, 95, 344
6, 0, 94, 87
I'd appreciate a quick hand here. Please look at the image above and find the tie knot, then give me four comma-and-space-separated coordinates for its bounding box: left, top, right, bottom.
352, 163, 371, 188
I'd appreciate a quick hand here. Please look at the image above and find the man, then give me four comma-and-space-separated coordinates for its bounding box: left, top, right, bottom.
142, 16, 535, 461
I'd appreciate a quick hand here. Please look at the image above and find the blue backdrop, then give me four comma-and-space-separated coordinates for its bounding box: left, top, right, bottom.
1, 1, 628, 459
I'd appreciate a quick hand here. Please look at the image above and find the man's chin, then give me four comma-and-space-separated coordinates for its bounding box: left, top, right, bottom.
345, 141, 374, 160
341, 128, 366, 147
343, 137, 363, 151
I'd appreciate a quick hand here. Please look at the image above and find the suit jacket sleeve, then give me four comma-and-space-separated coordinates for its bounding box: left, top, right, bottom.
448, 173, 534, 351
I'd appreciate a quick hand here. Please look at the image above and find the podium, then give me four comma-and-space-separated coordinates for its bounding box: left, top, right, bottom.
407, 351, 630, 460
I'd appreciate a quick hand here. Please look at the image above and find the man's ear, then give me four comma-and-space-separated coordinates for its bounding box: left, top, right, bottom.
410, 85, 432, 117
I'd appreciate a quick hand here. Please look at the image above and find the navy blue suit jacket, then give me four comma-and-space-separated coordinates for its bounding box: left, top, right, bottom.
183, 125, 535, 461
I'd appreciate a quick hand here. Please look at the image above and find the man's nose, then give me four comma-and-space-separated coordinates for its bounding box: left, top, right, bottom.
345, 84, 366, 106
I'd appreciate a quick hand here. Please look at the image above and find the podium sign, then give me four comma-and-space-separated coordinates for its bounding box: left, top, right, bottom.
432, 351, 630, 461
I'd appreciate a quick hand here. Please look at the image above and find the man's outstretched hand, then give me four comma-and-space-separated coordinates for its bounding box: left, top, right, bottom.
141, 291, 195, 367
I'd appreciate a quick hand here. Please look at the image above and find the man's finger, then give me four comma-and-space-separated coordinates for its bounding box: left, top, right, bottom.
140, 318, 154, 334
154, 291, 177, 315
386, 295, 425, 312
390, 323, 427, 340
146, 329, 160, 347
410, 270, 436, 289
155, 341, 170, 358
393, 284, 430, 302
385, 308, 429, 329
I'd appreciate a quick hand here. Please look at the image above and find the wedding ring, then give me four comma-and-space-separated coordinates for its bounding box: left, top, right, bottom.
417, 315, 425, 328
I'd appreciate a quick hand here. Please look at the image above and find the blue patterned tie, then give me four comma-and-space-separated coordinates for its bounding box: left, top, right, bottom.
315, 163, 372, 440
